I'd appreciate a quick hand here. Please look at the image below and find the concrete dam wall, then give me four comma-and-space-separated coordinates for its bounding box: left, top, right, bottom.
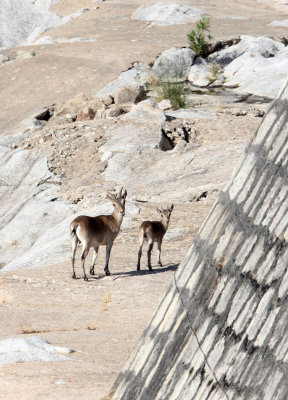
110, 81, 288, 400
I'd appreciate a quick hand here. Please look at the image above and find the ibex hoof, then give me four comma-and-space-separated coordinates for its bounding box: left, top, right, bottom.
90, 268, 94, 275
83, 275, 88, 281
148, 265, 152, 271
105, 270, 111, 276
137, 265, 140, 271
72, 273, 76, 279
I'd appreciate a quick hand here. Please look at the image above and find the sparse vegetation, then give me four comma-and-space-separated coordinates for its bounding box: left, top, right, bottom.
148, 76, 187, 109
187, 16, 213, 57
207, 63, 221, 84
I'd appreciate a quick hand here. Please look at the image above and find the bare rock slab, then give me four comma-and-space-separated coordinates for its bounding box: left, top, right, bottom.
0, 145, 74, 270
0, 337, 75, 364
132, 3, 203, 26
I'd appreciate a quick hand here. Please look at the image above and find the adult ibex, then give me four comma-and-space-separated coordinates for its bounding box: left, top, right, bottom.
70, 187, 127, 280
137, 204, 174, 271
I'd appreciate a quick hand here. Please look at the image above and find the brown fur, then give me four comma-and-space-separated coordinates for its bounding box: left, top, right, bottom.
137, 205, 174, 271
70, 187, 127, 280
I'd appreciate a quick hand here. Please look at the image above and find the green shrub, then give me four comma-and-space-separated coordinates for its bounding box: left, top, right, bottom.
187, 16, 213, 57
155, 80, 186, 109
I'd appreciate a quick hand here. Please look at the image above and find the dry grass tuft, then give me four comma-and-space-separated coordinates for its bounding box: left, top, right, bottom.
19, 324, 45, 334
100, 292, 112, 312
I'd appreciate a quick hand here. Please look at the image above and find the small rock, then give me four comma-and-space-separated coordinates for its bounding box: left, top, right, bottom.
158, 99, 173, 110
95, 108, 107, 119
114, 84, 145, 108
77, 105, 96, 121
105, 106, 124, 118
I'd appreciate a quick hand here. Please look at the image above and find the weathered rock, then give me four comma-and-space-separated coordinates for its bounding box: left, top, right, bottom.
132, 3, 203, 26
120, 99, 166, 124
114, 84, 145, 108
157, 99, 173, 110
95, 108, 107, 119
161, 120, 196, 145
165, 109, 217, 120
188, 58, 211, 87
269, 18, 288, 27
205, 35, 288, 98
223, 47, 288, 98
152, 47, 195, 81
0, 337, 74, 364
0, 54, 8, 64
207, 35, 284, 66
56, 93, 93, 116
32, 105, 54, 121
77, 105, 96, 121
94, 62, 151, 98
0, 145, 74, 270
105, 106, 124, 118
0, 0, 62, 48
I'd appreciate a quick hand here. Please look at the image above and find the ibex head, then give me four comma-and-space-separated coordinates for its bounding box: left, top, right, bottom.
107, 187, 127, 216
157, 204, 174, 224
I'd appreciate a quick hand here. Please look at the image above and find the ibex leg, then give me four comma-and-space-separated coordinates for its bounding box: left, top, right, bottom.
147, 240, 154, 271
104, 242, 112, 276
81, 246, 90, 281
90, 246, 99, 275
157, 240, 163, 267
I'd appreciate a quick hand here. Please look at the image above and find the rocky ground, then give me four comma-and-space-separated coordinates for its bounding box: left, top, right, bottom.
0, 0, 288, 399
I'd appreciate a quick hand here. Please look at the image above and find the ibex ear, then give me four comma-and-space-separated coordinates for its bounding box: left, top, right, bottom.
123, 189, 127, 199
106, 193, 116, 202
170, 204, 174, 212
118, 187, 123, 198
156, 207, 161, 214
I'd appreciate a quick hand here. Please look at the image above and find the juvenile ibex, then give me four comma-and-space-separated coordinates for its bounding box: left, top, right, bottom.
137, 204, 174, 271
70, 187, 127, 280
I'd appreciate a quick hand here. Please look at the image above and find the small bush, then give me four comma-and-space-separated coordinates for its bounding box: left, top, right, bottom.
153, 80, 186, 109
187, 16, 213, 57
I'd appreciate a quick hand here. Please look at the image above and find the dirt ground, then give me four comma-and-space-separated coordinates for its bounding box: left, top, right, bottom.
0, 0, 286, 399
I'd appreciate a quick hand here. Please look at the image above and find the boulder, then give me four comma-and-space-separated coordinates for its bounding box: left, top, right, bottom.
132, 3, 203, 26
77, 105, 96, 121
205, 35, 287, 98
188, 58, 211, 86
94, 62, 151, 98
223, 47, 288, 98
114, 84, 145, 108
105, 106, 124, 118
56, 93, 93, 116
207, 35, 284, 66
152, 47, 195, 81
